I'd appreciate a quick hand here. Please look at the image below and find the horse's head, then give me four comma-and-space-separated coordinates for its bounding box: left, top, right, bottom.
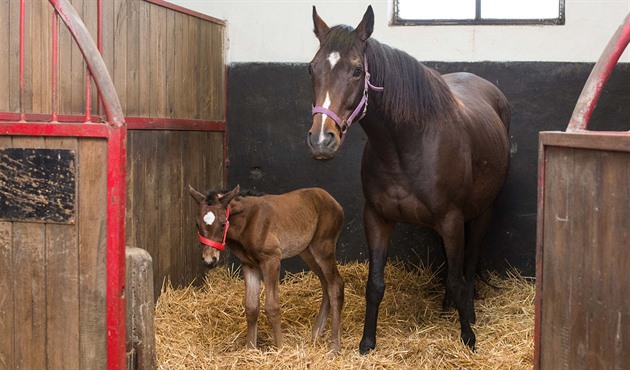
188, 184, 240, 268
307, 5, 376, 160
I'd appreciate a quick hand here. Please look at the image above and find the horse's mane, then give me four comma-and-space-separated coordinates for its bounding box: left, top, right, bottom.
204, 188, 264, 205
364, 36, 459, 125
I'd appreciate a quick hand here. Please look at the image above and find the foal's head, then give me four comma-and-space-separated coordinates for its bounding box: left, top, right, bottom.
188, 184, 240, 268
307, 5, 375, 159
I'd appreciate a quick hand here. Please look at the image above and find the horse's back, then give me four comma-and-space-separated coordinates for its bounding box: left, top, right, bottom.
443, 72, 511, 132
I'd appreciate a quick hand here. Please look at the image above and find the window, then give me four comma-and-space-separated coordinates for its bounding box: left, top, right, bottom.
393, 0, 565, 25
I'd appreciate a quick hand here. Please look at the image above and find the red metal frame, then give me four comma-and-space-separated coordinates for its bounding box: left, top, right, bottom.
2, 0, 228, 368
1, 0, 126, 368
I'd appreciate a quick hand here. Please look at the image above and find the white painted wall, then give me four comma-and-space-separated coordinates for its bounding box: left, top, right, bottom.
170, 0, 630, 63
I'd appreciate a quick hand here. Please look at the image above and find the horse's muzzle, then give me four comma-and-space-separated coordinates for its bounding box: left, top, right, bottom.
307, 130, 338, 160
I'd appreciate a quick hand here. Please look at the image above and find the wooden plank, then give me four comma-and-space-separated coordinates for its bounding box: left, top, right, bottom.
0, 0, 9, 112
112, 0, 128, 114
11, 136, 46, 370
137, 0, 151, 116
540, 131, 630, 153
148, 4, 167, 118
0, 130, 13, 370
82, 0, 99, 115
78, 138, 108, 370
160, 131, 183, 285
45, 136, 79, 369
71, 0, 86, 114
9, 0, 20, 112
125, 0, 140, 116
58, 0, 74, 115
149, 4, 166, 118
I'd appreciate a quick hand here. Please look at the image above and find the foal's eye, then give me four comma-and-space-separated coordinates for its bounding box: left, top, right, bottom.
352, 67, 363, 77
308, 64, 313, 75
220, 222, 226, 230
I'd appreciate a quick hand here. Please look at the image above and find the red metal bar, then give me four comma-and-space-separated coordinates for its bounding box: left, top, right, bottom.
567, 12, 630, 132
49, 0, 124, 127
0, 112, 100, 123
52, 10, 59, 122
19, 0, 25, 122
0, 122, 111, 137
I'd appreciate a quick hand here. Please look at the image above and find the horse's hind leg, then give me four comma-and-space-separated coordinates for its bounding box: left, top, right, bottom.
303, 241, 345, 353
440, 209, 475, 350
260, 258, 284, 348
463, 205, 494, 324
242, 265, 262, 349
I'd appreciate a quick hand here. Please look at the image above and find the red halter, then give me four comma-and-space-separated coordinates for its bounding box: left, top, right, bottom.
197, 206, 230, 251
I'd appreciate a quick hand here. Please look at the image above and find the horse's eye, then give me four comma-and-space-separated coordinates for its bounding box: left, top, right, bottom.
220, 222, 226, 230
353, 67, 363, 77
308, 64, 313, 75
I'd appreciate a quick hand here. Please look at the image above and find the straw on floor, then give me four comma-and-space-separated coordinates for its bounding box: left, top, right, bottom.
155, 261, 534, 369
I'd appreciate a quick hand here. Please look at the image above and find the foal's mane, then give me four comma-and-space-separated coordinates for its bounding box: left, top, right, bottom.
323, 25, 458, 126
204, 189, 264, 206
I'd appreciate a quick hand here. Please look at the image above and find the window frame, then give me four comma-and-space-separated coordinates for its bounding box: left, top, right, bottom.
391, 0, 565, 26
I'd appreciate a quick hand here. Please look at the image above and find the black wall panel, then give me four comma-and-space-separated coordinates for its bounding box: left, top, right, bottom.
226, 61, 630, 277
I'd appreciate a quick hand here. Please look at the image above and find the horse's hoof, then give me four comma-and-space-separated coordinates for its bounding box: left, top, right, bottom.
359, 338, 375, 355
462, 333, 476, 351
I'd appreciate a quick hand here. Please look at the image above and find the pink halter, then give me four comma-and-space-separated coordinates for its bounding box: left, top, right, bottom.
311, 55, 383, 143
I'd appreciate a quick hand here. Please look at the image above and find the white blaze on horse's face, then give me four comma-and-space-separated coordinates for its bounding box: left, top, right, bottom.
203, 211, 216, 225
317, 92, 333, 141
327, 51, 340, 69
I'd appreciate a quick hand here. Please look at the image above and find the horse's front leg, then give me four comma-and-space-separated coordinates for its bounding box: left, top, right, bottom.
242, 265, 261, 349
440, 209, 475, 350
359, 203, 395, 355
260, 258, 283, 348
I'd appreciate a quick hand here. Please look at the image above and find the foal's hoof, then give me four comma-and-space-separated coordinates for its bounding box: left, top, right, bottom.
462, 332, 476, 351
359, 338, 375, 355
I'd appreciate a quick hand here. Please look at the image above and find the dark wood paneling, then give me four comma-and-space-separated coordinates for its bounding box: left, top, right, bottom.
538, 133, 630, 369
126, 130, 224, 297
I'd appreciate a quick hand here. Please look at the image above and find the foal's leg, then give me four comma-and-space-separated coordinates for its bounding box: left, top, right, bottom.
242, 265, 261, 349
359, 204, 396, 355
260, 258, 283, 348
304, 242, 345, 353
439, 209, 475, 350
463, 206, 493, 324
299, 249, 330, 343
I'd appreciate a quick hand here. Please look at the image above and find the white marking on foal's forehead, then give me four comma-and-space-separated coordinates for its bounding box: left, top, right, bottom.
327, 51, 340, 69
323, 92, 331, 109
203, 211, 216, 225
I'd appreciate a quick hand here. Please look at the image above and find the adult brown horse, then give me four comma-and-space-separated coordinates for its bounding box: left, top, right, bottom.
307, 6, 511, 353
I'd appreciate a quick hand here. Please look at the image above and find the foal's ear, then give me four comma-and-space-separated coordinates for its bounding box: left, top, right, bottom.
219, 184, 240, 207
355, 5, 374, 42
312, 6, 329, 42
188, 185, 206, 204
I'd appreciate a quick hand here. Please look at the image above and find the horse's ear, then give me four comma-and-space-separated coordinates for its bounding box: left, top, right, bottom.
355, 5, 374, 42
312, 6, 329, 42
219, 184, 240, 207
188, 185, 205, 204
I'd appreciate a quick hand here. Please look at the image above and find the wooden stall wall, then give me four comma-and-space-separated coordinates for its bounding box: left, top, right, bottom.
537, 133, 630, 369
0, 137, 109, 369
99, 0, 227, 296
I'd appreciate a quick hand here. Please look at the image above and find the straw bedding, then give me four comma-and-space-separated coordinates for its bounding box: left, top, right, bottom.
156, 261, 534, 369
